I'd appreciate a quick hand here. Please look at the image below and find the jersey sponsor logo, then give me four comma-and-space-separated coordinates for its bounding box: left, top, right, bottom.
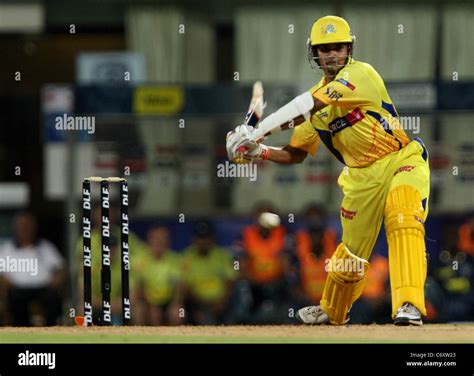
324, 86, 343, 101
394, 165, 415, 176
341, 207, 357, 220
329, 117, 350, 134
346, 108, 364, 123
328, 108, 364, 135
335, 78, 356, 90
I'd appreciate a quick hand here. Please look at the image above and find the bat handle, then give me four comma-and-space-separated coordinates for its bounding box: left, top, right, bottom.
234, 146, 249, 164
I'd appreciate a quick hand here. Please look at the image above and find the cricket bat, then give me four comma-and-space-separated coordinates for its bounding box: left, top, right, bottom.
234, 81, 265, 163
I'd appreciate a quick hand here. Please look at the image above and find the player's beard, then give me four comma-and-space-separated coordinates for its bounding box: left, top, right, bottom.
323, 57, 346, 78
325, 65, 338, 77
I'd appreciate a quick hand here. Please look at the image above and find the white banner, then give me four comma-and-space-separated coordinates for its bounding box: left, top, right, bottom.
387, 83, 437, 110
76, 52, 146, 84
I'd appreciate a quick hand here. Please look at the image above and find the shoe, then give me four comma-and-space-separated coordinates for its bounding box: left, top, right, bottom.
297, 305, 352, 325
394, 303, 423, 326
296, 305, 330, 325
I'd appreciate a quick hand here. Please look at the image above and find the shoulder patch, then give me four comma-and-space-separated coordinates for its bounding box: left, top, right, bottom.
335, 78, 356, 91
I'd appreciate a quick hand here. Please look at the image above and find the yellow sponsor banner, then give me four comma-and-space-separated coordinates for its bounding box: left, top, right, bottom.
133, 86, 184, 115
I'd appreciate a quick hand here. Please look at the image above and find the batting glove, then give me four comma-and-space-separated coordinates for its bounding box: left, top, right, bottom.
226, 125, 257, 163
240, 143, 271, 162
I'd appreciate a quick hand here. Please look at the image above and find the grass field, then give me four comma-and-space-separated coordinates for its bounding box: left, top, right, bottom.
1, 324, 473, 343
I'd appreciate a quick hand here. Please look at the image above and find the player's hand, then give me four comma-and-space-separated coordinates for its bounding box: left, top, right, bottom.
226, 125, 256, 163
241, 143, 270, 162
226, 124, 270, 163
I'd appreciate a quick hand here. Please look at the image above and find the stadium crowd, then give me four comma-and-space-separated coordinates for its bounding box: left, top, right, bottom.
0, 207, 473, 326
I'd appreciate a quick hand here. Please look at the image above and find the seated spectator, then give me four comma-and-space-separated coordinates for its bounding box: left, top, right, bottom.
181, 221, 237, 325
241, 203, 291, 324
292, 204, 337, 306
458, 215, 474, 256
0, 212, 66, 326
430, 244, 474, 322
141, 225, 183, 325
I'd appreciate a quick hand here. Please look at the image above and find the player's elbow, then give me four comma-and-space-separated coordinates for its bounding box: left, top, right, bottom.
310, 97, 327, 115
293, 154, 307, 164
284, 145, 307, 164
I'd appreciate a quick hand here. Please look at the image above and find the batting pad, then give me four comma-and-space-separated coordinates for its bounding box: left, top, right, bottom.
384, 185, 427, 318
321, 243, 369, 325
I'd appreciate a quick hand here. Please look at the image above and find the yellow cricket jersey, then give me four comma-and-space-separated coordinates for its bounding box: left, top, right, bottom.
290, 58, 410, 167
181, 246, 237, 303
141, 250, 182, 306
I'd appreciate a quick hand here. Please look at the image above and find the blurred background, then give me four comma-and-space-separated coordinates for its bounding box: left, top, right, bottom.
0, 0, 473, 326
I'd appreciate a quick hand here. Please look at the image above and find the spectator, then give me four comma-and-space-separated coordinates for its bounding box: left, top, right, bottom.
458, 215, 474, 256
430, 243, 474, 322
241, 202, 291, 324
0, 212, 66, 326
292, 204, 337, 307
141, 225, 183, 325
181, 221, 237, 325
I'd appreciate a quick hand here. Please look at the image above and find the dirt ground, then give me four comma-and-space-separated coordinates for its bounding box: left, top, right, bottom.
1, 324, 473, 343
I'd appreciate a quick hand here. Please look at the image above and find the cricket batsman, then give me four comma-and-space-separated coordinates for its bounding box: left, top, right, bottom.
226, 15, 430, 326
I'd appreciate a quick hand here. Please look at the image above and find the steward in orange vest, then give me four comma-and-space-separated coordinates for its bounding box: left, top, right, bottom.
242, 224, 287, 284
458, 216, 474, 256
294, 225, 336, 304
